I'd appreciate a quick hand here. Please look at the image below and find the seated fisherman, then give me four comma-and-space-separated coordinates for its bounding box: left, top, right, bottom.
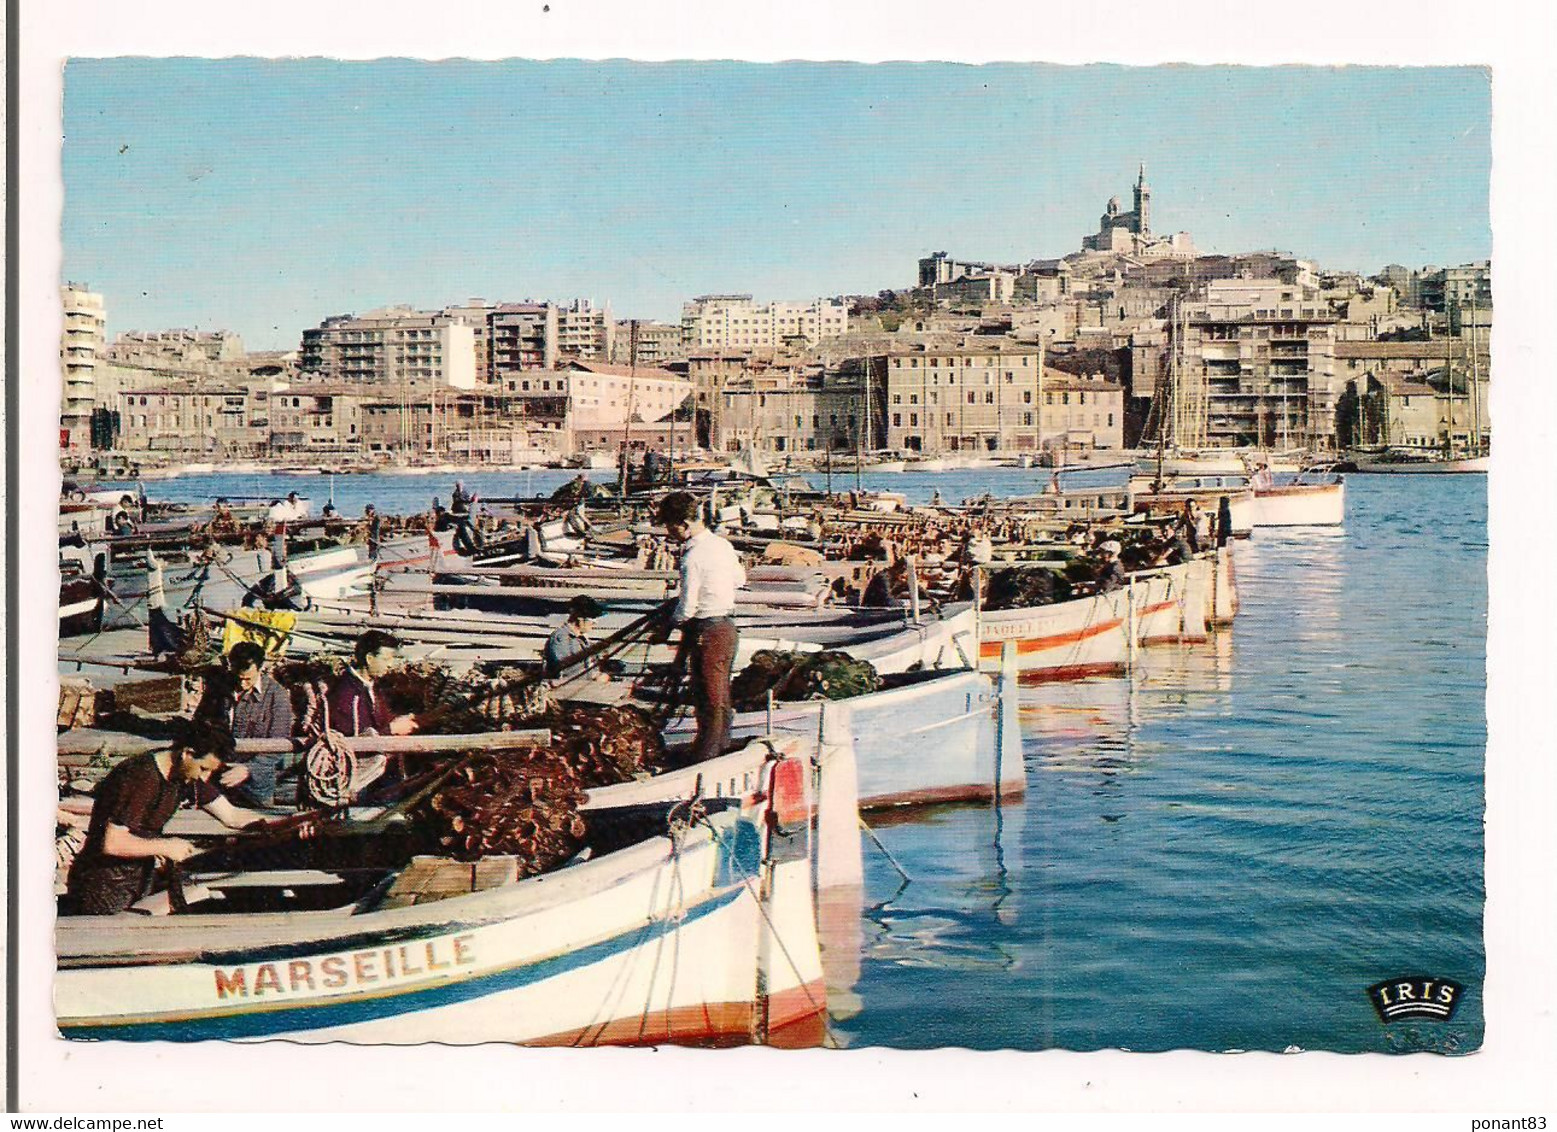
62, 721, 273, 916
109, 495, 139, 537
328, 630, 418, 737
1094, 539, 1127, 594
194, 641, 295, 808
543, 595, 606, 679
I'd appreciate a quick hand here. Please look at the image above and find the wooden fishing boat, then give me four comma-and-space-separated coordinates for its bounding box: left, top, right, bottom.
656, 657, 1023, 810
977, 551, 1231, 677
55, 743, 826, 1047
978, 586, 1131, 680
1251, 477, 1346, 527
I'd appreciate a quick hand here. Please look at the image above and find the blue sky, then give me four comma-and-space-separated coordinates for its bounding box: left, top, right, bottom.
63, 60, 1491, 350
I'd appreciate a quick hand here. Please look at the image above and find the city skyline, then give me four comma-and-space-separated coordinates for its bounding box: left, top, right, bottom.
64, 59, 1491, 351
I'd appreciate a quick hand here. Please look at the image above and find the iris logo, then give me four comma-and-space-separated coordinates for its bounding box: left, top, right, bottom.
1367, 975, 1465, 1023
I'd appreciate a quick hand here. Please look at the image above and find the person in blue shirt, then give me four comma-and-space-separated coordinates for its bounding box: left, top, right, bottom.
543, 595, 605, 679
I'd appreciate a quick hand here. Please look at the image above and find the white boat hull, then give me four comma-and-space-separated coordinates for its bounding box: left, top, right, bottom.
57, 803, 824, 1046
663, 667, 1022, 809
979, 589, 1130, 679
1353, 456, 1488, 474
1252, 481, 1346, 527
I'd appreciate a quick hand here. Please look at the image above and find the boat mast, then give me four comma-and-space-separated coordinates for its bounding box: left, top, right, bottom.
1469, 299, 1482, 456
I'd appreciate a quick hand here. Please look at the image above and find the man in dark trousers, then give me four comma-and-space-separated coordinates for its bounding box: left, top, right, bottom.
657, 492, 746, 763
62, 721, 272, 915
363, 503, 383, 561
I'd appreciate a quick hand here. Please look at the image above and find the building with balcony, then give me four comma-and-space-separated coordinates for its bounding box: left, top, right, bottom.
61, 284, 105, 451
299, 307, 478, 389
680, 294, 849, 353
1177, 279, 1340, 449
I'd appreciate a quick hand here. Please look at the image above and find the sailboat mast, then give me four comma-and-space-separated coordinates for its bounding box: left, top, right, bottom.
1469, 299, 1482, 455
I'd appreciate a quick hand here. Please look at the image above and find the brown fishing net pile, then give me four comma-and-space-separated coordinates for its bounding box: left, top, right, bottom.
413, 703, 668, 870
421, 748, 591, 869
269, 657, 667, 869
731, 649, 881, 712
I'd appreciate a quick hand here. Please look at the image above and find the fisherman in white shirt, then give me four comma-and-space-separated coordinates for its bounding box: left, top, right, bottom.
657, 492, 746, 763
265, 491, 308, 566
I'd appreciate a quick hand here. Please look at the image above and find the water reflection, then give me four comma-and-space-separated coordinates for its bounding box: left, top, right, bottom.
1020, 631, 1236, 770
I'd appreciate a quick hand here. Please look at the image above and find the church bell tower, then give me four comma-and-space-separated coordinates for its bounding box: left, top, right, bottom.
1133, 162, 1151, 235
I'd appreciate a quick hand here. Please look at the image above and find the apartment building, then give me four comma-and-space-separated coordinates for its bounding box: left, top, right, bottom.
714, 360, 877, 456
112, 385, 267, 456
610, 320, 684, 368
1177, 279, 1341, 449
61, 284, 105, 451
556, 299, 614, 362
299, 307, 478, 389
882, 343, 1046, 454
681, 294, 848, 352
1041, 373, 1126, 450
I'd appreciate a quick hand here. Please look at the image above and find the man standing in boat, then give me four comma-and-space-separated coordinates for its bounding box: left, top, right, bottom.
363, 503, 383, 561
61, 721, 272, 915
657, 492, 745, 764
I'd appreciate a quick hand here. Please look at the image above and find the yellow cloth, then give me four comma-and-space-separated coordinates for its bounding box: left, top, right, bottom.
220, 609, 298, 656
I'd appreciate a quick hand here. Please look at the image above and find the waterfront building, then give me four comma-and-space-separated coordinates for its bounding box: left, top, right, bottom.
1177, 278, 1340, 450
267, 388, 368, 454
299, 307, 478, 389
60, 284, 105, 451
491, 358, 692, 454
713, 358, 880, 457
1333, 337, 1490, 452
680, 294, 849, 352
110, 384, 268, 457
882, 342, 1048, 455
1041, 373, 1126, 451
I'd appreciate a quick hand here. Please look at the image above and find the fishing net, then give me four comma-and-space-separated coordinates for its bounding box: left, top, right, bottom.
983, 567, 1075, 611
412, 704, 667, 870
731, 649, 880, 712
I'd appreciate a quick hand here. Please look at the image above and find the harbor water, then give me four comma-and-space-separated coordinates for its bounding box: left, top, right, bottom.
132, 467, 1486, 1053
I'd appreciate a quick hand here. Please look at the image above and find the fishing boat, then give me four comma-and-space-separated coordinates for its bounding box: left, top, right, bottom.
55, 742, 826, 1047
59, 567, 105, 638
977, 552, 1231, 677
1250, 472, 1346, 526
653, 657, 1022, 810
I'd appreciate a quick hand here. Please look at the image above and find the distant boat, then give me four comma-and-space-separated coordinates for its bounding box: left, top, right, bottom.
1347, 447, 1488, 474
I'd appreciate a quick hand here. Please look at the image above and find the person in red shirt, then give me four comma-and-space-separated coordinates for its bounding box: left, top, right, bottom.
63, 721, 271, 916
326, 630, 417, 737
